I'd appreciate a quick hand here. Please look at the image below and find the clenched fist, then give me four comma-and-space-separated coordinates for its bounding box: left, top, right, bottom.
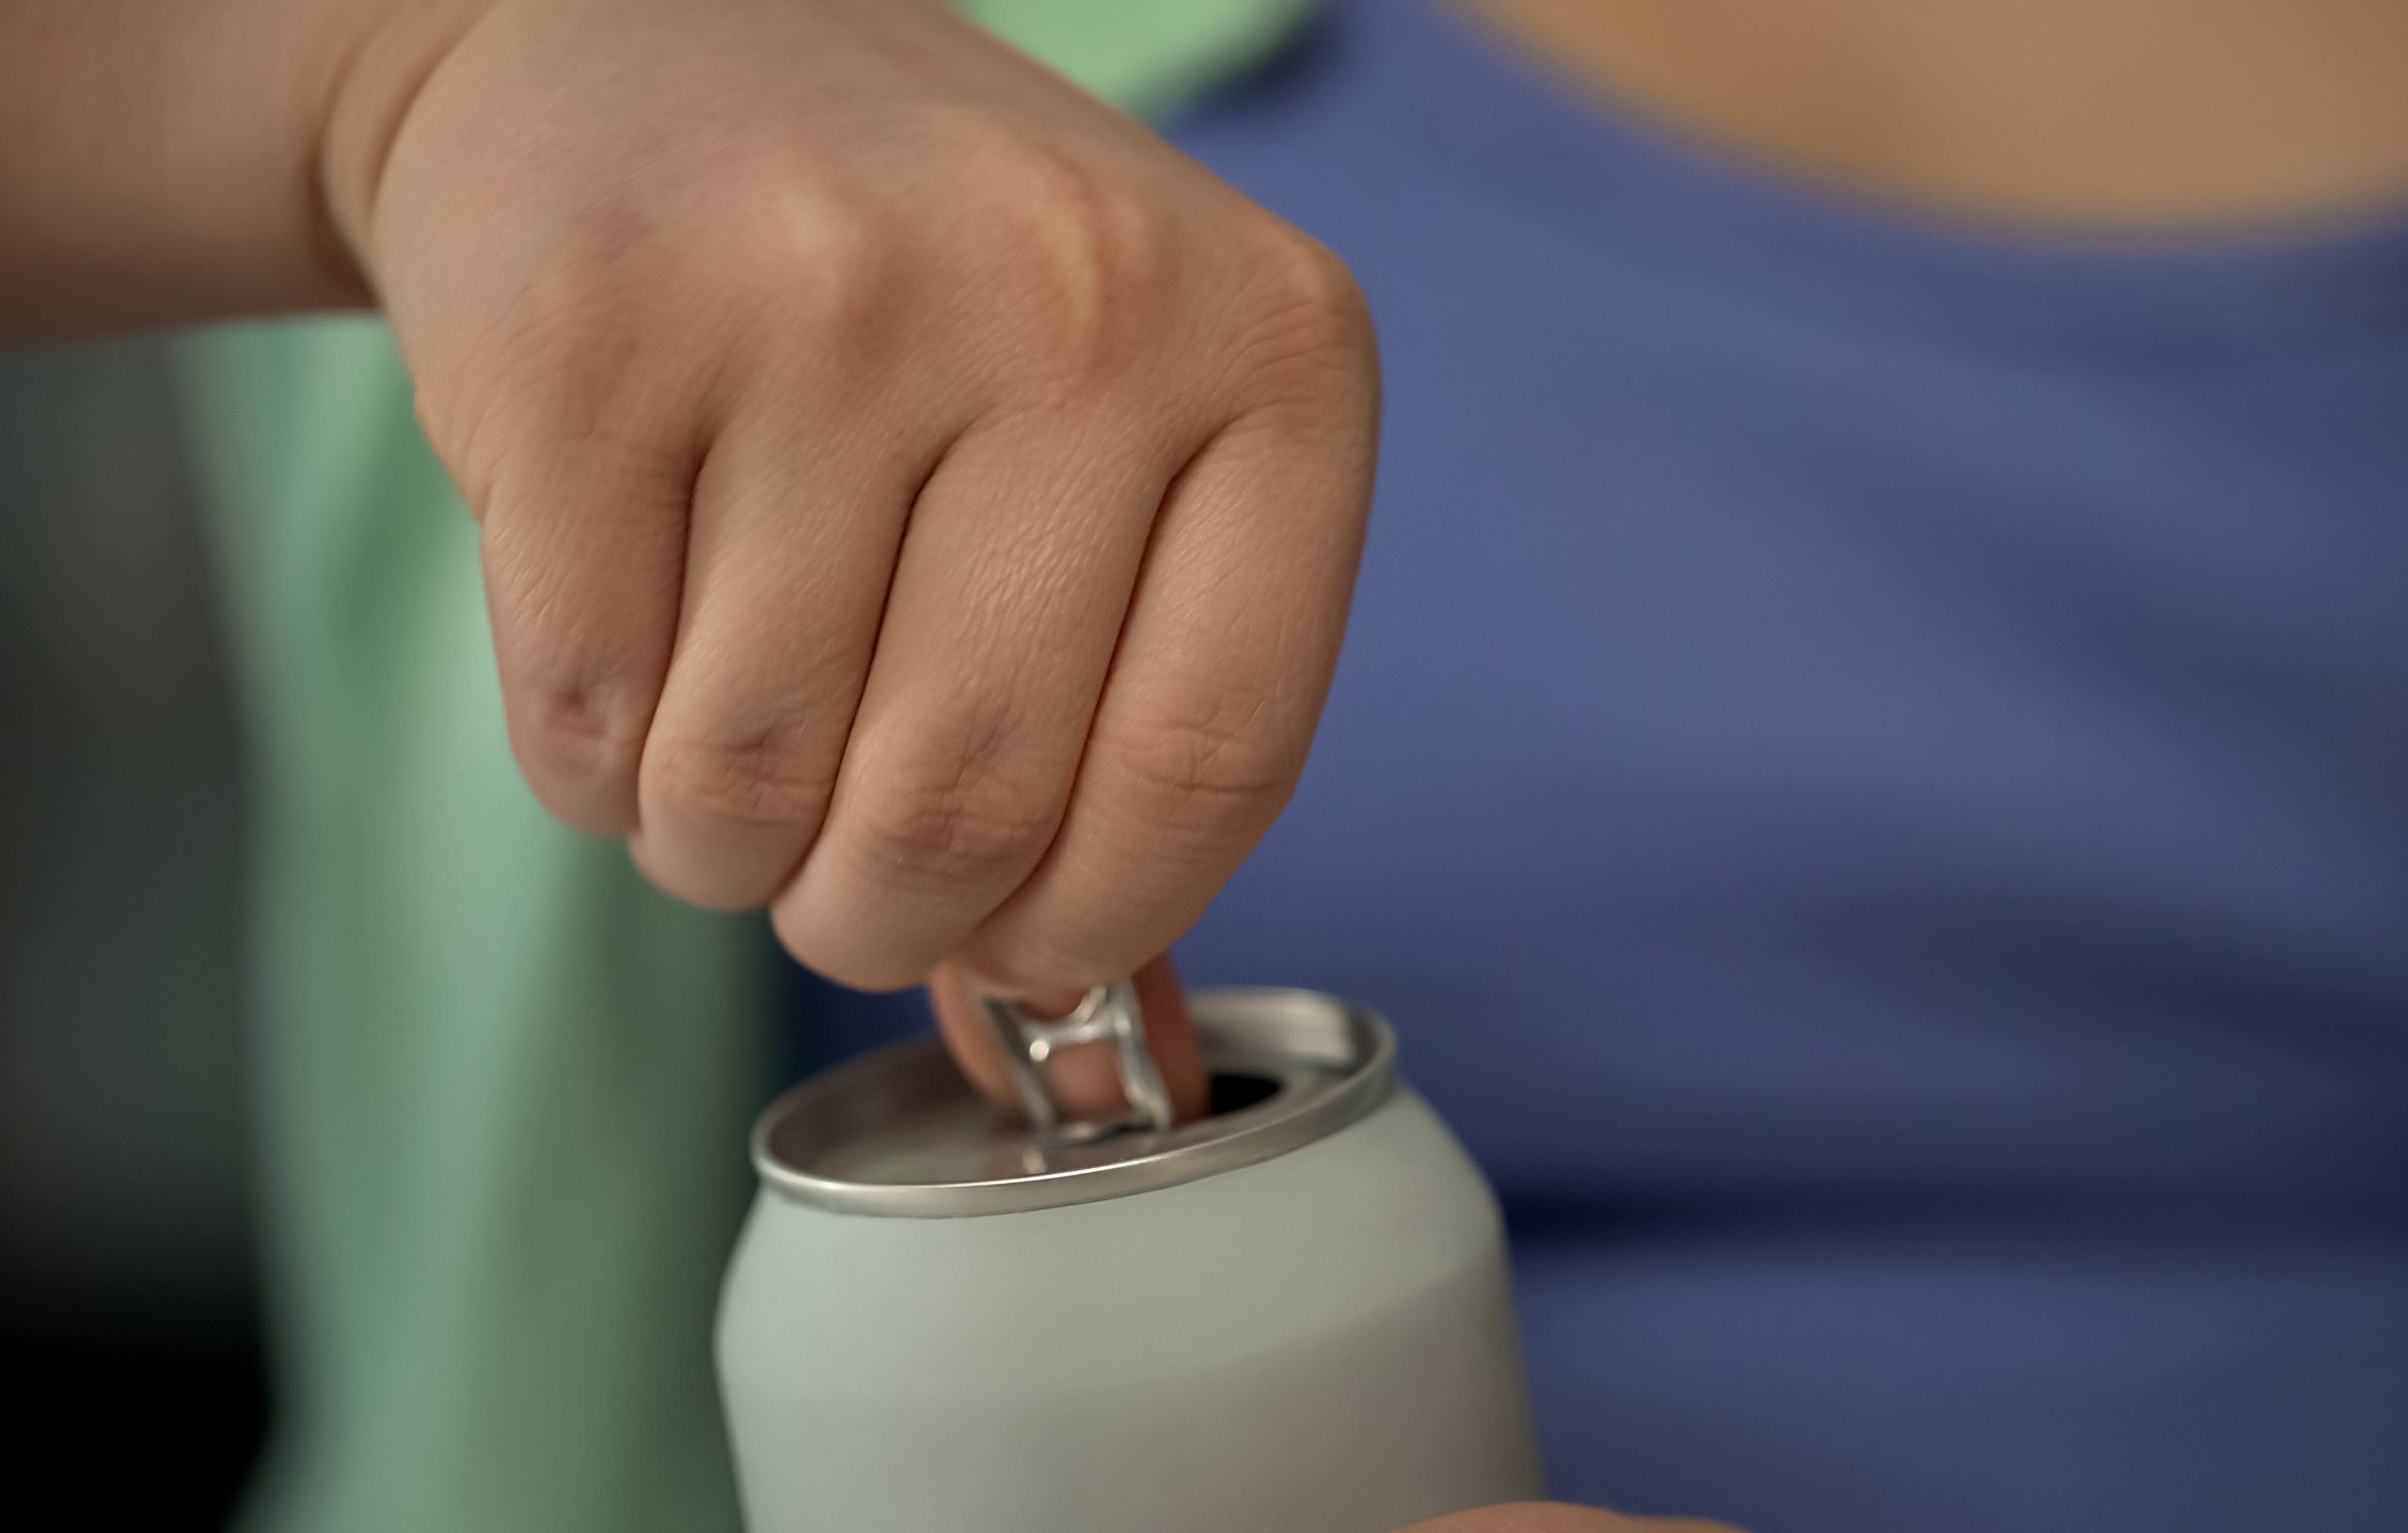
327, 0, 1377, 995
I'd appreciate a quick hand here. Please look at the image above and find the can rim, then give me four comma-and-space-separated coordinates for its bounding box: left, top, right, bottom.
750, 988, 1398, 1217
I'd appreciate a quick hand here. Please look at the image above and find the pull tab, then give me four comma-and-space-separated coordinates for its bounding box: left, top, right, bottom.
977, 980, 1176, 1141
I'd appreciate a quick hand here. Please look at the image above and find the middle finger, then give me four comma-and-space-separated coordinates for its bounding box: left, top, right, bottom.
771, 407, 1180, 989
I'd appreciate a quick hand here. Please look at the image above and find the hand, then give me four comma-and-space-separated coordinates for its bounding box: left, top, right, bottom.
1397, 1504, 1744, 1533
328, 0, 1377, 1013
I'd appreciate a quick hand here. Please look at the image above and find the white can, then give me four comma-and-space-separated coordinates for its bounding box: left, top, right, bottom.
717, 987, 1544, 1533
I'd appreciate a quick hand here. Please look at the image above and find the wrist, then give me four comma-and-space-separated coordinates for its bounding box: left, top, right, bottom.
0, 0, 481, 338
313, 0, 499, 305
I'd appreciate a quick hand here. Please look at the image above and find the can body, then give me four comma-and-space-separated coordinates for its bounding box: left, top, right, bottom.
718, 1080, 1542, 1531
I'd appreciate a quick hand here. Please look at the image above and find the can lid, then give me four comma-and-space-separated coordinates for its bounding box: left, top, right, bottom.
752, 988, 1397, 1217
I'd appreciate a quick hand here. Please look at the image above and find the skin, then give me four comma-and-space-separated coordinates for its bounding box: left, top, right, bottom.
7, 2, 2403, 1526
1461, 0, 2408, 228
356, 0, 1380, 1009
6, 0, 1373, 1115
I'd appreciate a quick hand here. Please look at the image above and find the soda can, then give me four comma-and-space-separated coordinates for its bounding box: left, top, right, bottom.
717, 984, 1545, 1533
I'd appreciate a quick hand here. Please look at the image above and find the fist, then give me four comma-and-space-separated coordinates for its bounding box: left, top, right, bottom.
329, 0, 1377, 993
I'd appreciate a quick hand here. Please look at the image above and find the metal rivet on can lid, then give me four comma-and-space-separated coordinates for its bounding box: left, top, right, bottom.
751, 988, 1398, 1218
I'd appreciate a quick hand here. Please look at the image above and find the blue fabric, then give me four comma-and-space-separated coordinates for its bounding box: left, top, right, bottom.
788, 3, 2408, 1528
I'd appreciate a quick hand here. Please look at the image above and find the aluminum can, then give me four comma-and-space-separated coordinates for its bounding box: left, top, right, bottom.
716, 986, 1544, 1532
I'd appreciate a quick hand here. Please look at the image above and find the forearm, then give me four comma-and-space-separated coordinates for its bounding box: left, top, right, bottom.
0, 0, 416, 341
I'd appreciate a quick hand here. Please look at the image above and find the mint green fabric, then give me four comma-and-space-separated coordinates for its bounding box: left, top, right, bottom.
958, 0, 1309, 116
175, 4, 1309, 1531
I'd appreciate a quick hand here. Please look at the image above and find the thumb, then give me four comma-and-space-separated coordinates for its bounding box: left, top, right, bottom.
927, 955, 1210, 1126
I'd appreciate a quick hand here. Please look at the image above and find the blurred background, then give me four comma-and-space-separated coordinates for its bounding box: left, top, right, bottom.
0, 338, 266, 1524
9, 6, 2407, 1531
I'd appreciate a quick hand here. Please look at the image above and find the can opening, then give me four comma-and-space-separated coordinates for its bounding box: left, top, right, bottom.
1205, 1071, 1283, 1117
752, 988, 1396, 1215
1045, 1071, 1284, 1149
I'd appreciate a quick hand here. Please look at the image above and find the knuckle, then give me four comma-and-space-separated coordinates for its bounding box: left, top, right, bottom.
510, 679, 648, 830
976, 145, 1169, 390
1099, 684, 1299, 846
642, 726, 836, 838
1229, 226, 1377, 412
848, 773, 1058, 888
481, 182, 906, 424
1266, 229, 1371, 341
751, 189, 911, 352
844, 712, 1061, 885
